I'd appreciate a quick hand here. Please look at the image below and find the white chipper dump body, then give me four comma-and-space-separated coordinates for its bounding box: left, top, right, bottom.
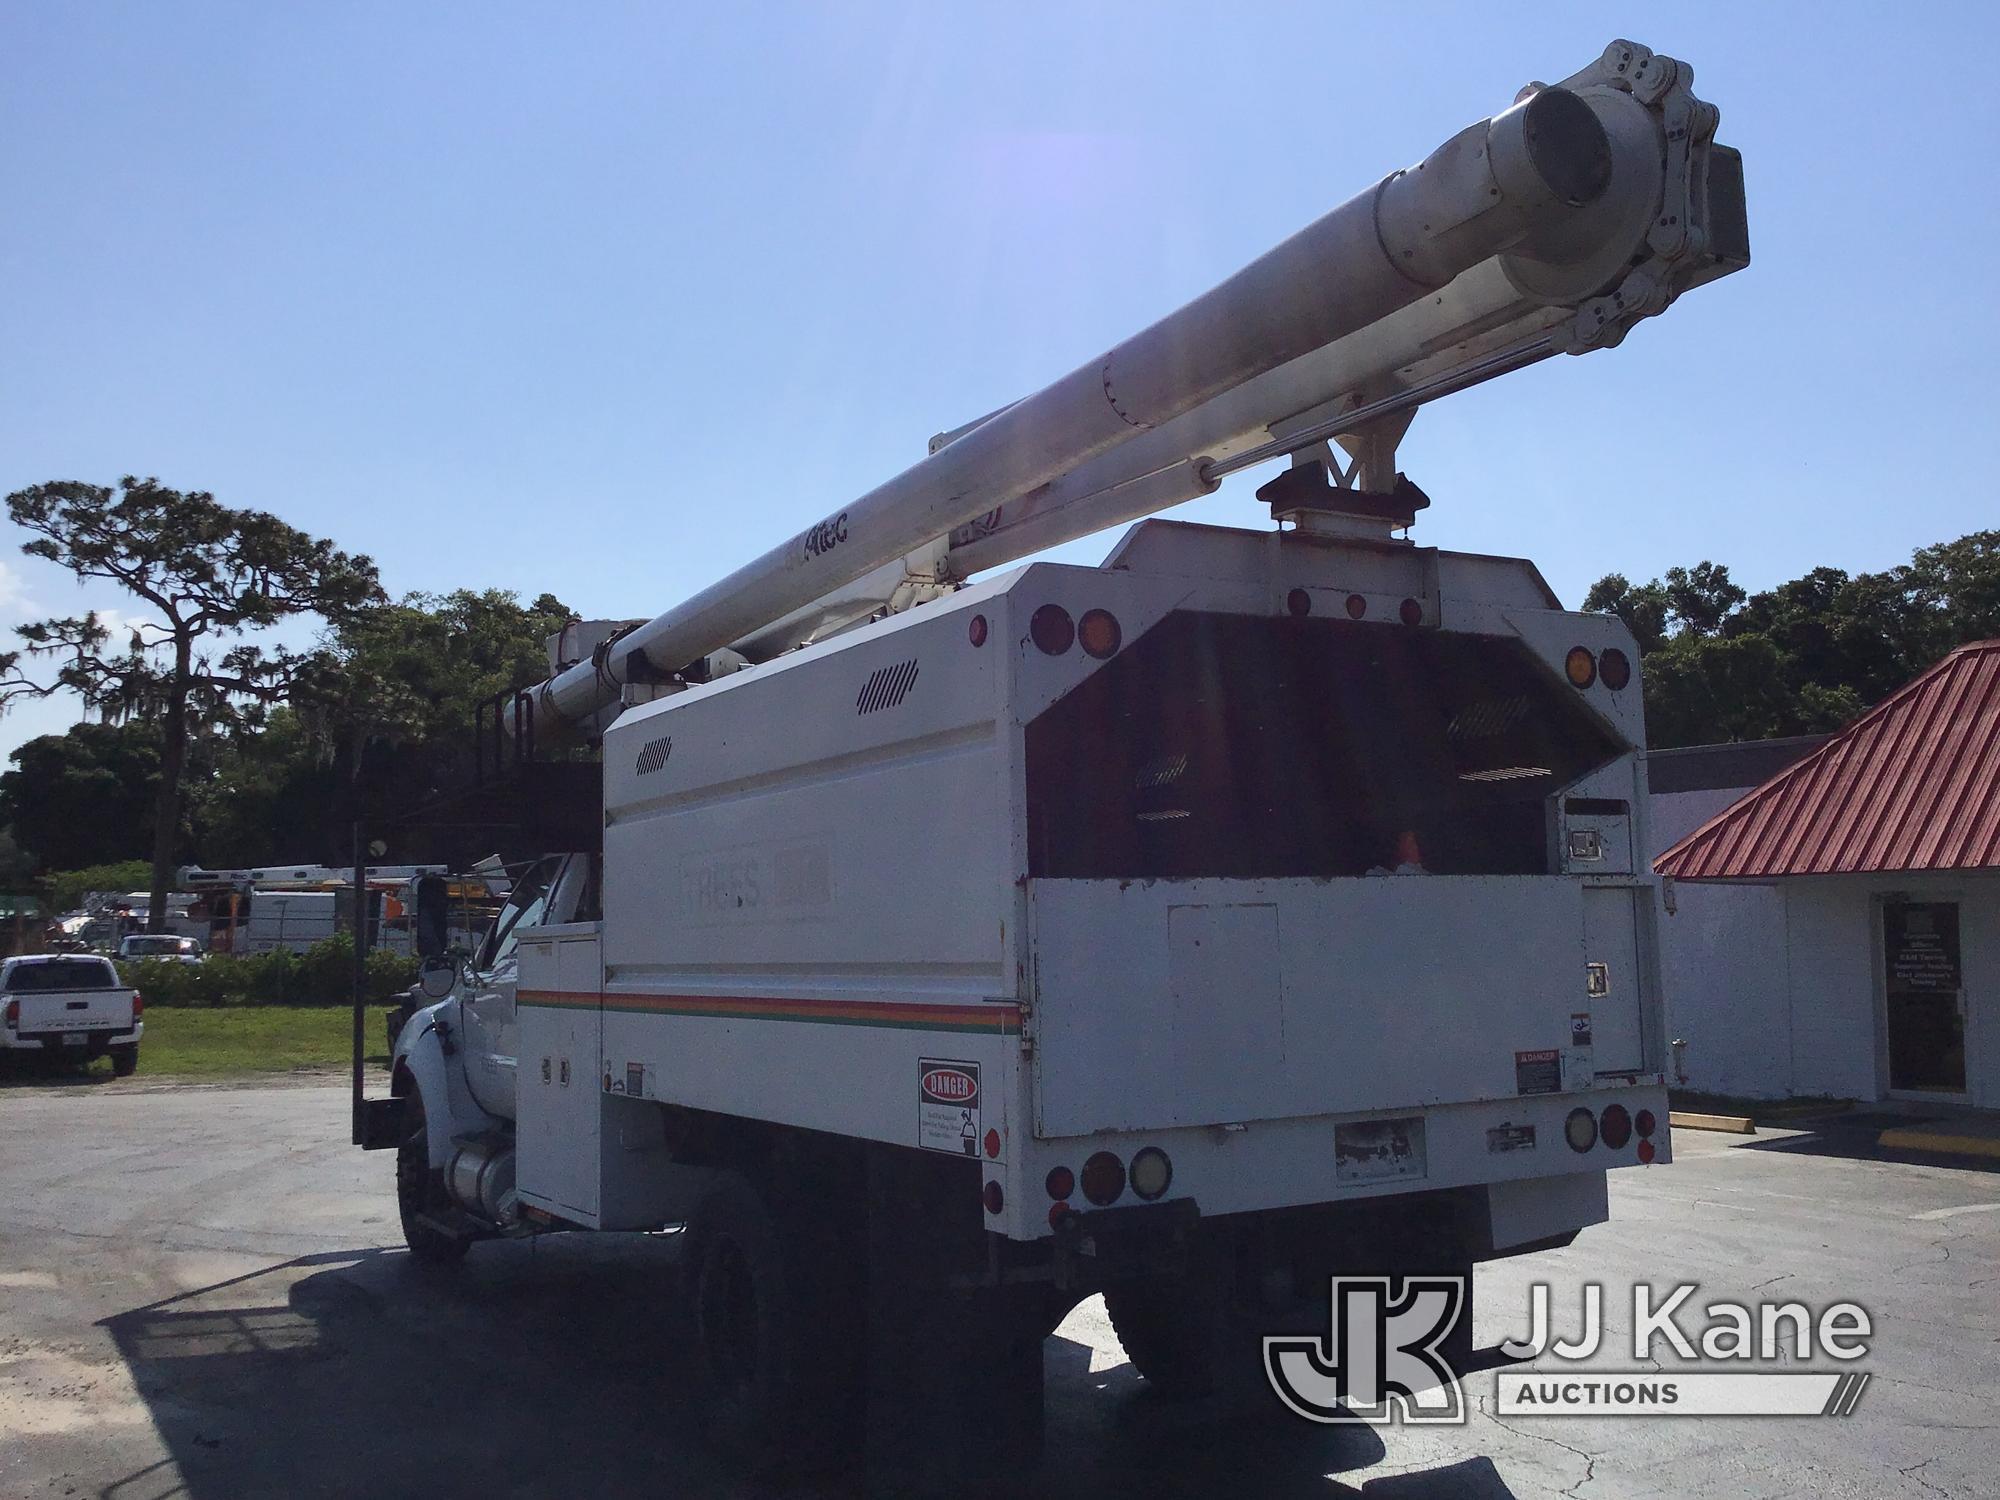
369, 40, 1746, 1474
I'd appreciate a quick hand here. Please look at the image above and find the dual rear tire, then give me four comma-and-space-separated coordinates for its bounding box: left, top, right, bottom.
680, 1173, 863, 1473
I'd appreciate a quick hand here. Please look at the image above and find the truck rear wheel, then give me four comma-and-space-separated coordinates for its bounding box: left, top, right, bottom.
1104, 1276, 1223, 1399
396, 1087, 470, 1266
109, 1044, 138, 1078
682, 1174, 851, 1472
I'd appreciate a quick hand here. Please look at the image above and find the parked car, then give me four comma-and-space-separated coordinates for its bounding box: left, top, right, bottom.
117, 934, 205, 966
1, 954, 144, 1075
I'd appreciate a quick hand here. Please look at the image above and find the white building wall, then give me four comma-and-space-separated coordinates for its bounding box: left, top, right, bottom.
1651, 787, 1794, 1099
1779, 879, 1880, 1102
1657, 843, 2000, 1105
1782, 871, 1999, 1109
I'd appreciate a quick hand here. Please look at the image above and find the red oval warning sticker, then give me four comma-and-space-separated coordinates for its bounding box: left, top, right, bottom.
921, 1067, 978, 1104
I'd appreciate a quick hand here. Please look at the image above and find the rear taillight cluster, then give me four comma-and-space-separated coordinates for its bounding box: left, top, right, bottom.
1565, 645, 1632, 692
1566, 1103, 1661, 1160
3, 998, 16, 1029
1020, 605, 1122, 660
1042, 1146, 1173, 1225
132, 991, 145, 1020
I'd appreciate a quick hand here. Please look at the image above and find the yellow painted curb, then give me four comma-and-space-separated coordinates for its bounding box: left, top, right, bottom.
1878, 1127, 2000, 1159
1669, 1110, 1756, 1134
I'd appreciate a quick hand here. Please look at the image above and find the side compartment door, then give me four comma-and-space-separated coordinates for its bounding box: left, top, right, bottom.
515, 928, 604, 1224
1581, 887, 1645, 1074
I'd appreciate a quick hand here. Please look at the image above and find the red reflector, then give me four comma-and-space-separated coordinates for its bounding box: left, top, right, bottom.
1399, 597, 1423, 626
1600, 1104, 1633, 1150
1565, 646, 1597, 688
1637, 1138, 1656, 1165
1345, 593, 1367, 620
982, 1180, 1005, 1216
1030, 604, 1075, 656
983, 1128, 1002, 1159
1078, 609, 1122, 659
1049, 1202, 1072, 1229
1045, 1165, 1075, 1200
1080, 1151, 1125, 1207
1634, 1109, 1657, 1139
1286, 588, 1311, 618
967, 613, 988, 648
1599, 646, 1632, 691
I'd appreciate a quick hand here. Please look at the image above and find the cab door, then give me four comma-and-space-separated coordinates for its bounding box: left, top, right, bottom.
459, 855, 590, 1120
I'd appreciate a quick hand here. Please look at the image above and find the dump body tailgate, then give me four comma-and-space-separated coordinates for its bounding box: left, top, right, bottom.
1029, 875, 1643, 1137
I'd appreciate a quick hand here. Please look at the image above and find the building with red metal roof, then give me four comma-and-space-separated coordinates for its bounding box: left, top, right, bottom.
1649, 642, 2000, 1108
1657, 641, 2000, 881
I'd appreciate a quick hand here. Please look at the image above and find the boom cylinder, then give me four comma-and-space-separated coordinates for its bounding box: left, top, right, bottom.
539, 85, 1613, 727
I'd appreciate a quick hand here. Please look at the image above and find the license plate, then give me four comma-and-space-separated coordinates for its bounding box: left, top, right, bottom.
61, 1033, 87, 1047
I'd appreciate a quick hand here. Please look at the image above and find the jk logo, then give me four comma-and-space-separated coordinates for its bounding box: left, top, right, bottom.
1263, 1276, 1467, 1425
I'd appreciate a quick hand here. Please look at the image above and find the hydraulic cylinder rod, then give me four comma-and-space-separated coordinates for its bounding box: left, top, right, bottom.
537, 82, 1614, 726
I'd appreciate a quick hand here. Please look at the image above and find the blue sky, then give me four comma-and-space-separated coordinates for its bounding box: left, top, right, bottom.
4, 4, 1997, 765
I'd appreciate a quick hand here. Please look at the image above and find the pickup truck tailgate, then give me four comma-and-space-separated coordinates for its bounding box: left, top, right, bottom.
6, 957, 136, 1039
17, 990, 135, 1033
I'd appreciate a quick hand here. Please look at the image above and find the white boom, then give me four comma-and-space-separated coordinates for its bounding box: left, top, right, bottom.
536, 40, 1744, 727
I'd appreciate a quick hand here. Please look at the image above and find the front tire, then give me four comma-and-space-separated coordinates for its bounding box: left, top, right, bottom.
109, 1044, 139, 1078
396, 1086, 471, 1266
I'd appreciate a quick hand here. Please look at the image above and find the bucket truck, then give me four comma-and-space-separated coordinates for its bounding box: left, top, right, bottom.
361, 40, 1748, 1472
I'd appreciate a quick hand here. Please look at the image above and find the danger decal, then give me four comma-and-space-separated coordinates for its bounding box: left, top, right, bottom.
918, 1058, 981, 1157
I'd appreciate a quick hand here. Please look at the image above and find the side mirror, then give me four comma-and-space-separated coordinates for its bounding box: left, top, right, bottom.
418, 955, 458, 1000
414, 874, 450, 959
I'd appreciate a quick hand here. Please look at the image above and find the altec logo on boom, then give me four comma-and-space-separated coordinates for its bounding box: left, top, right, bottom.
1265, 1280, 1875, 1424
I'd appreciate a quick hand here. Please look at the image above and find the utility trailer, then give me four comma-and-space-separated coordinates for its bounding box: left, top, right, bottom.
359, 40, 1748, 1476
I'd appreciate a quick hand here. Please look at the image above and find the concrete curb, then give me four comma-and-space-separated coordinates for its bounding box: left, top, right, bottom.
1670, 1110, 1756, 1134
1877, 1126, 2000, 1160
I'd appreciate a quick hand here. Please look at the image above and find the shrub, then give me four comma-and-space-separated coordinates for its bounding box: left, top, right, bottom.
123, 933, 419, 1007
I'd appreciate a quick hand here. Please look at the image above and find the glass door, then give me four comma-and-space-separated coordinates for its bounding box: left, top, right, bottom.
1882, 900, 1966, 1095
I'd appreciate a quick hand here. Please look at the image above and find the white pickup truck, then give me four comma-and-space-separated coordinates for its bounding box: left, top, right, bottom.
1, 954, 144, 1076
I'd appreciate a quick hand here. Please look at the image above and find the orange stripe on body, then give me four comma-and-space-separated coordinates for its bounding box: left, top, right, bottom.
516, 988, 1018, 1034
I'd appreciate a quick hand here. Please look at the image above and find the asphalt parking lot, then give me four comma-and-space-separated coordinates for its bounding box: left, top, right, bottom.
1, 1078, 1994, 1499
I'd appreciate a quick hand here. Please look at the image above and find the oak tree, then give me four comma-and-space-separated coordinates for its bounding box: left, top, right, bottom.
2, 477, 382, 928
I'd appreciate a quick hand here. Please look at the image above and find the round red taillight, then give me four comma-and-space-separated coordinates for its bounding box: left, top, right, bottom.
1286, 588, 1311, 618
1030, 604, 1075, 656
1345, 593, 1367, 620
1635, 1109, 1657, 1139
982, 1180, 1005, 1216
1048, 1202, 1072, 1229
1045, 1165, 1075, 1200
1080, 1151, 1125, 1207
1078, 609, 1122, 659
1600, 1104, 1633, 1150
983, 1128, 1001, 1159
967, 614, 988, 648
1399, 597, 1423, 626
1599, 646, 1632, 691
1565, 647, 1597, 689
1637, 1139, 1657, 1165
1564, 1107, 1597, 1153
